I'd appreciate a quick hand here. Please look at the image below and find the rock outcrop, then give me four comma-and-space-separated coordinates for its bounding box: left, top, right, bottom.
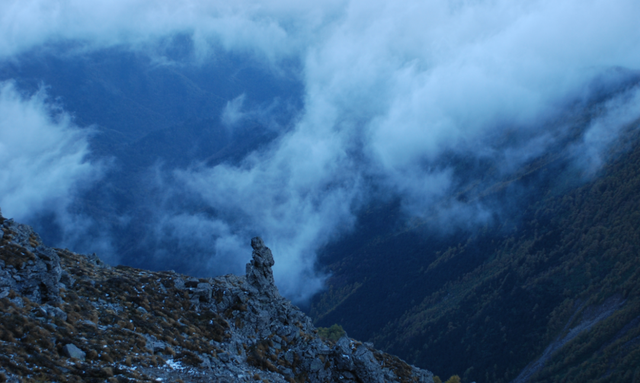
245, 236, 279, 297
0, 210, 434, 383
0, 216, 62, 305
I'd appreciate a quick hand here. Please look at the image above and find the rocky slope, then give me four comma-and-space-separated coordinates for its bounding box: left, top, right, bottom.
0, 209, 434, 383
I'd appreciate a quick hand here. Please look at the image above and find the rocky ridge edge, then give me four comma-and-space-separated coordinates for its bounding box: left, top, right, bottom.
0, 210, 434, 383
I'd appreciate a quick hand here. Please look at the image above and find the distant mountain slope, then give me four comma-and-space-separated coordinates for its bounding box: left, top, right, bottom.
0, 46, 302, 275
311, 122, 640, 382
0, 45, 301, 146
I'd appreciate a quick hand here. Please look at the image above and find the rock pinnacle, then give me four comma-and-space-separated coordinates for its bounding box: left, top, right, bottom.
246, 237, 279, 296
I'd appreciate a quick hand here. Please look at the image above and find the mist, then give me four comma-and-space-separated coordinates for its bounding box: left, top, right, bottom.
0, 82, 101, 220
1, 0, 639, 302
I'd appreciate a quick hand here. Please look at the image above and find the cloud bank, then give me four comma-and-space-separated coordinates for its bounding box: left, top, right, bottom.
0, 82, 103, 232
173, 0, 640, 300
0, 0, 346, 65
2, 0, 640, 301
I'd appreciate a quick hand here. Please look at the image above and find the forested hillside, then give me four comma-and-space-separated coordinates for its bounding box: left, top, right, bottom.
311, 123, 640, 383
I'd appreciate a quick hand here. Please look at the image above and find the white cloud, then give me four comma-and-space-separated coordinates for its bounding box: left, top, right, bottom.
221, 94, 247, 129
173, 0, 640, 301
172, 124, 362, 301
572, 83, 640, 176
0, 0, 347, 65
0, 82, 101, 221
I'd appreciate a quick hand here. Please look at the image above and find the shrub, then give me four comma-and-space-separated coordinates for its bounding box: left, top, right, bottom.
317, 324, 346, 342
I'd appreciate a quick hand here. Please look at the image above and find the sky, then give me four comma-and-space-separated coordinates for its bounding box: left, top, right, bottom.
1, 0, 640, 302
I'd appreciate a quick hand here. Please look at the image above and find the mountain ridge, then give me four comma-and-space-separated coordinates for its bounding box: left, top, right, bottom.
0, 210, 434, 383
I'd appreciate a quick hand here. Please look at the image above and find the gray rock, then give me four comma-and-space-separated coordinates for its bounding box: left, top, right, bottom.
284, 350, 295, 365
77, 319, 98, 329
353, 345, 385, 383
1, 220, 62, 304
317, 343, 332, 355
314, 367, 333, 382
144, 334, 167, 353
86, 252, 109, 268
413, 367, 436, 383
60, 270, 75, 288
200, 355, 212, 369
281, 367, 293, 377
62, 344, 86, 361
137, 306, 148, 314
193, 283, 213, 302
10, 297, 24, 308
173, 277, 185, 290
340, 371, 357, 381
309, 358, 324, 371
333, 337, 355, 371
245, 237, 279, 297
42, 304, 68, 321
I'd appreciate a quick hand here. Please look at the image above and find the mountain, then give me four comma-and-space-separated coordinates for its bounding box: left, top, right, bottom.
0, 210, 434, 383
2, 15, 640, 383
311, 124, 640, 382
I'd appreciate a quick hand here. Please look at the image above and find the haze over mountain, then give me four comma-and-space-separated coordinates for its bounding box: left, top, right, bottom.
1, 0, 640, 306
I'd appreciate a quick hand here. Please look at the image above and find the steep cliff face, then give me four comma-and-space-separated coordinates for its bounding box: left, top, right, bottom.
0, 211, 434, 383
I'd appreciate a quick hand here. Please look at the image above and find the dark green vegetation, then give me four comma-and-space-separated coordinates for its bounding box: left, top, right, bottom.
433, 376, 461, 383
317, 324, 346, 342
312, 124, 640, 382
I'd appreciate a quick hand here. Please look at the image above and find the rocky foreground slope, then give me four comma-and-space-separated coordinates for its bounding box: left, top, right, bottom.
0, 210, 434, 383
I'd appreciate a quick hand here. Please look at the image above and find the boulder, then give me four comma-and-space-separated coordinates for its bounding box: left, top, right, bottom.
62, 344, 86, 361
333, 336, 355, 371
42, 304, 68, 321
193, 283, 213, 302
353, 345, 385, 383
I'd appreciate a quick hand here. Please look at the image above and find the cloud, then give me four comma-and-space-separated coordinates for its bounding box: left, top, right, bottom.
0, 82, 110, 259
0, 0, 347, 65
169, 127, 362, 301
572, 82, 640, 176
2, 0, 640, 302
171, 0, 640, 300
151, 212, 246, 273
0, 82, 101, 220
221, 94, 247, 129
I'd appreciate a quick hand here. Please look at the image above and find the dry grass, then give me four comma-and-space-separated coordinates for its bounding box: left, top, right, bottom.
1, 227, 232, 382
